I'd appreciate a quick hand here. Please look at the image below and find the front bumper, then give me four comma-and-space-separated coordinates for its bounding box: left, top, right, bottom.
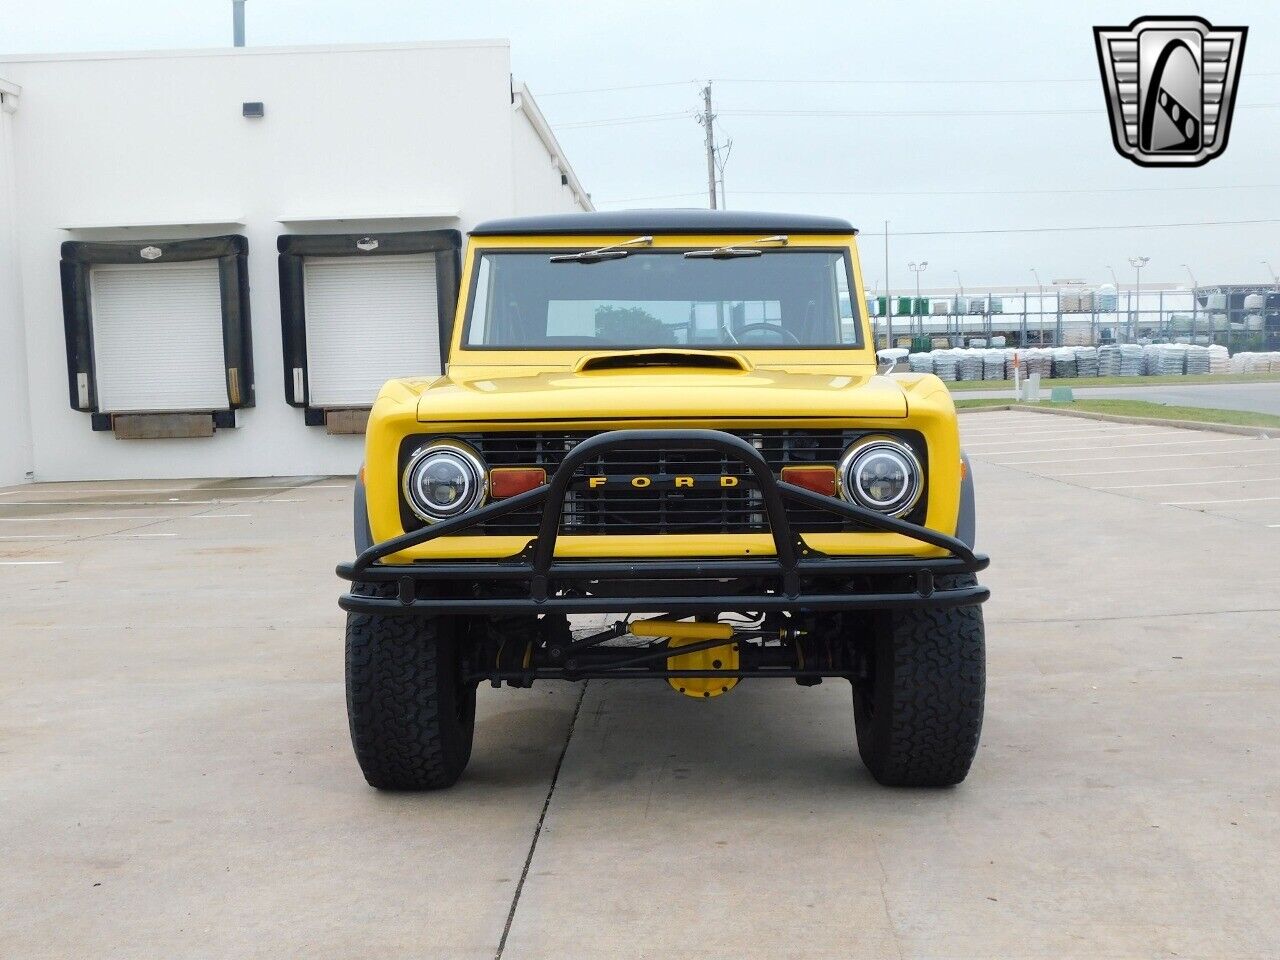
337, 428, 989, 616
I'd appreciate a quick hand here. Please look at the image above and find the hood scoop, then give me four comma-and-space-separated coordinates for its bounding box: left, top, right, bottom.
575, 350, 753, 374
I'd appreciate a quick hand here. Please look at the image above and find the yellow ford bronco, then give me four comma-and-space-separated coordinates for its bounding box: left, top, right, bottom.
338, 210, 988, 790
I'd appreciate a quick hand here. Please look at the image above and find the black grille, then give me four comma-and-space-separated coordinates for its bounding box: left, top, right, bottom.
398, 430, 927, 536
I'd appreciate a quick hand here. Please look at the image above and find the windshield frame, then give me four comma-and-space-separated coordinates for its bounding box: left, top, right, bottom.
455, 242, 869, 355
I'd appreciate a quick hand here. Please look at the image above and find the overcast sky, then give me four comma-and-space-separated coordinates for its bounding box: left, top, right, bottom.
2, 0, 1276, 290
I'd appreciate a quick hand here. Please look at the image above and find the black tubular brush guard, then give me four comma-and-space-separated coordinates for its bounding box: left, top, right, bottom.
336, 429, 989, 617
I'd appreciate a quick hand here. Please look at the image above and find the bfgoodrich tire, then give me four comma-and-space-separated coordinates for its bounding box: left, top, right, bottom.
852, 576, 985, 787
345, 584, 476, 790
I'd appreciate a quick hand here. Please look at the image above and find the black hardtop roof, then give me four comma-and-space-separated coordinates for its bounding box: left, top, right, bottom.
470, 209, 858, 237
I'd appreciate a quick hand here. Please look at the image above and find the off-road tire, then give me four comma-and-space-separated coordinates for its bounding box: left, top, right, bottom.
345, 583, 476, 790
851, 575, 985, 787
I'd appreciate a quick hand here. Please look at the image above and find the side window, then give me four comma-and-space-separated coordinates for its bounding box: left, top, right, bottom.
466, 256, 493, 346
834, 257, 858, 344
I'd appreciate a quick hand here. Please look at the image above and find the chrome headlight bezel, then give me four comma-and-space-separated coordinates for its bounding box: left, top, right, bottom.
837, 435, 924, 518
401, 440, 488, 524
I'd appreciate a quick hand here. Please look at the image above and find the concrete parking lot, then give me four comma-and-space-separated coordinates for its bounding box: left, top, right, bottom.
3, 412, 1279, 959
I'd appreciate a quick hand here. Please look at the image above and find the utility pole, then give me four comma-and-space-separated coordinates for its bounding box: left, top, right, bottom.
1129, 255, 1149, 342
699, 84, 717, 210
1183, 264, 1199, 343
1030, 267, 1044, 345
908, 261, 928, 340
884, 221, 891, 349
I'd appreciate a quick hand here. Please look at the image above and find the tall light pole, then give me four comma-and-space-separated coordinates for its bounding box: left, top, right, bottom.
1129, 256, 1149, 342
1030, 267, 1044, 344
1183, 264, 1199, 343
908, 261, 928, 339
1263, 259, 1278, 285
884, 221, 891, 349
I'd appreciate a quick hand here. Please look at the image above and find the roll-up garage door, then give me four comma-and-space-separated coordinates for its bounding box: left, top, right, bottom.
89, 261, 229, 412
303, 253, 441, 407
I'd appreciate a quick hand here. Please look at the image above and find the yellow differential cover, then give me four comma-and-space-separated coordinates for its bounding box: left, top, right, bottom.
666, 635, 739, 699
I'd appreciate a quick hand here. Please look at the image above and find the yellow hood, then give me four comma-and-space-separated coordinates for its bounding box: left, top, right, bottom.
411, 363, 908, 423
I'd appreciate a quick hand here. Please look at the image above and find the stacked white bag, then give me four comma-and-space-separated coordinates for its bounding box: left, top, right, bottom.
907, 352, 934, 374
982, 350, 1006, 380
1184, 345, 1210, 375
957, 349, 984, 382
1118, 344, 1145, 376
1154, 344, 1186, 375
1051, 347, 1078, 379
1208, 344, 1230, 373
1098, 344, 1122, 376
933, 350, 958, 382
1075, 346, 1099, 378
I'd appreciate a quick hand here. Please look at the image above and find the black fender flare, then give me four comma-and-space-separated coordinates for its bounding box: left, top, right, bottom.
353, 474, 373, 554
955, 451, 977, 549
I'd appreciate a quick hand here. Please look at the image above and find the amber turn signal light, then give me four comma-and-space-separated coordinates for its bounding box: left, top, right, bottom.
489, 467, 547, 499
780, 464, 837, 497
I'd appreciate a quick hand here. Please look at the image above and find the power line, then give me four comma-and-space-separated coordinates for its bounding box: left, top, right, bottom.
861, 218, 1280, 237
538, 80, 697, 97
596, 184, 1280, 204
557, 101, 1280, 128
558, 111, 690, 129
538, 72, 1280, 96
724, 103, 1280, 118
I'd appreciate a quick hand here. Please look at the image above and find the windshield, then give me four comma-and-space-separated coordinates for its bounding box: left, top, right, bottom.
463, 249, 861, 349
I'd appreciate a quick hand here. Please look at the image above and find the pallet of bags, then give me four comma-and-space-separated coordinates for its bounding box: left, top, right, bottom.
1142, 344, 1160, 376
1098, 344, 1122, 376
1156, 344, 1187, 376
907, 352, 934, 374
957, 349, 984, 381
1118, 343, 1145, 376
1208, 344, 1229, 373
982, 349, 1006, 380
1051, 347, 1078, 379
1030, 348, 1054, 379
1075, 346, 1099, 378
933, 349, 958, 382
1184, 345, 1210, 375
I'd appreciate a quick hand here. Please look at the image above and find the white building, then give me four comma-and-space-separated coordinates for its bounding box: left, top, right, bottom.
0, 41, 590, 486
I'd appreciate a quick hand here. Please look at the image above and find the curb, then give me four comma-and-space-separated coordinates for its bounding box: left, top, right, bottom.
957, 403, 1280, 438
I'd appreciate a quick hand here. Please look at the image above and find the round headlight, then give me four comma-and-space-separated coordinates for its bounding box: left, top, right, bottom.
403, 441, 487, 523
838, 437, 923, 517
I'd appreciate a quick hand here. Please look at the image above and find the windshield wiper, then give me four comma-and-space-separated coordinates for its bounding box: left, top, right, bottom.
683, 235, 789, 259
549, 235, 654, 264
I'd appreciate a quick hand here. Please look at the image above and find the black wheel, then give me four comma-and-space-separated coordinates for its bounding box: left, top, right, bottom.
851, 576, 985, 787
345, 583, 476, 790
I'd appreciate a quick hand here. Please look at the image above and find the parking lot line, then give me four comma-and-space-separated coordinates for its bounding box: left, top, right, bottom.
0, 499, 301, 506
0, 560, 63, 565
993, 441, 1270, 466
1163, 495, 1280, 506
1098, 476, 1280, 490
20, 484, 347, 495
0, 532, 177, 540
1054, 461, 1280, 477
0, 516, 169, 521
964, 430, 1177, 448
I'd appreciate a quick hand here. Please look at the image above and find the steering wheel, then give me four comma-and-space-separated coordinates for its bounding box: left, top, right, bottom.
736, 323, 802, 345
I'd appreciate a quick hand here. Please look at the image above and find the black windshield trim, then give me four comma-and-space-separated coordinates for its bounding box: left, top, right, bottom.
458, 246, 865, 352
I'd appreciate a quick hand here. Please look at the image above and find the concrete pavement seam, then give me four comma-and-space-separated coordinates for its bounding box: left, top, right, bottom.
494, 680, 588, 960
